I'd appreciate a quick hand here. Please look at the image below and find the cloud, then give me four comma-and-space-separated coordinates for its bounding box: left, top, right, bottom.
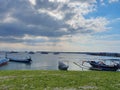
111, 18, 120, 23
100, 0, 120, 5
108, 0, 119, 3
0, 0, 110, 46
29, 0, 36, 6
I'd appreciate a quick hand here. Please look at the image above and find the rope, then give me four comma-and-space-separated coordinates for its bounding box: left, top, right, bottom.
73, 62, 90, 69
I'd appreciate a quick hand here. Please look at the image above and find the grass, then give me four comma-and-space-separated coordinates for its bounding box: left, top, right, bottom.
0, 70, 120, 90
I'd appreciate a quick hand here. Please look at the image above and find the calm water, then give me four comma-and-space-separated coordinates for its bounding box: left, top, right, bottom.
0, 52, 120, 71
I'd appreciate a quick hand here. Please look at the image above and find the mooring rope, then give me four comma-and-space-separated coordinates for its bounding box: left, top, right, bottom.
73, 62, 90, 69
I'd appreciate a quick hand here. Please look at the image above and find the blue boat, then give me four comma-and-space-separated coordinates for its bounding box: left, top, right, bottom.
0, 58, 9, 66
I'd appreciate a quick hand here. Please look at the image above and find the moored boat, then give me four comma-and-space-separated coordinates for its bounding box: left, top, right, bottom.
9, 56, 32, 63
0, 58, 9, 66
83, 61, 120, 71
41, 52, 48, 54
53, 52, 60, 55
58, 61, 69, 70
5, 53, 32, 63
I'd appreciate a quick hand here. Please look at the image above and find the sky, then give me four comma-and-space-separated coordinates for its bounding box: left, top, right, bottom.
0, 0, 120, 53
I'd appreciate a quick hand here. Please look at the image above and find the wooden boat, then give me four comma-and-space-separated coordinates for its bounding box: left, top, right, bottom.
58, 61, 69, 70
0, 58, 9, 66
83, 61, 120, 71
9, 57, 32, 63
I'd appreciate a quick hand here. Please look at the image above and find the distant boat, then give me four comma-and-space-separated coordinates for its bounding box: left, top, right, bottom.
28, 51, 35, 54
9, 57, 32, 63
9, 51, 18, 53
41, 52, 48, 54
53, 52, 60, 55
58, 61, 69, 70
83, 61, 120, 71
0, 58, 9, 66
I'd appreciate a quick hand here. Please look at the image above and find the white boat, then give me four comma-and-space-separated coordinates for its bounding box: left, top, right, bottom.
5, 53, 32, 63
0, 58, 9, 66
9, 57, 32, 63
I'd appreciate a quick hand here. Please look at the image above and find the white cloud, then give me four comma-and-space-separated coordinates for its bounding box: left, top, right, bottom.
29, 0, 36, 5
3, 15, 18, 23
100, 0, 120, 5
1, 0, 117, 52
109, 0, 119, 3
49, 0, 69, 3
66, 15, 109, 33
38, 9, 64, 20
0, 0, 108, 39
111, 18, 120, 23
100, 0, 105, 5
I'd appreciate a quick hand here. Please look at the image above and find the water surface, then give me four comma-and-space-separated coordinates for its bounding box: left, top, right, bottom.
0, 52, 120, 71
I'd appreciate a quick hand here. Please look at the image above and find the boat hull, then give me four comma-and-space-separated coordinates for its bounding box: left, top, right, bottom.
58, 61, 69, 70
88, 61, 119, 71
9, 58, 32, 63
0, 58, 9, 66
0, 62, 8, 66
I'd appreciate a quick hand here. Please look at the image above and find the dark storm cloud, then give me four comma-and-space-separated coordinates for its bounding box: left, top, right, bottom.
0, 0, 69, 37
0, 36, 22, 43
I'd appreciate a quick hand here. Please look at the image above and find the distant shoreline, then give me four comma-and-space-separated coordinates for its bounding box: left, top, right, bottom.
0, 51, 120, 57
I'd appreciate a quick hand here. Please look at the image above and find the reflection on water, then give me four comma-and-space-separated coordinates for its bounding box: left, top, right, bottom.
0, 52, 120, 71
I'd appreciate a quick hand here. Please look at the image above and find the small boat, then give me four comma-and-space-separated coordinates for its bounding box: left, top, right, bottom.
28, 51, 35, 54
9, 57, 32, 63
53, 52, 60, 55
83, 61, 120, 71
5, 53, 32, 63
41, 52, 49, 54
0, 58, 9, 66
58, 61, 69, 70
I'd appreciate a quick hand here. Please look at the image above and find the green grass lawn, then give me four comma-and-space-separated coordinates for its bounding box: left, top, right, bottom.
0, 70, 120, 90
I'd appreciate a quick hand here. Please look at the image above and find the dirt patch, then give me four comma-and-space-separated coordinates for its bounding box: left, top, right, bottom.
79, 85, 98, 90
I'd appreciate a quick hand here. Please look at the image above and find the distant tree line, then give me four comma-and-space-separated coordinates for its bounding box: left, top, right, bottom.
86, 52, 120, 57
